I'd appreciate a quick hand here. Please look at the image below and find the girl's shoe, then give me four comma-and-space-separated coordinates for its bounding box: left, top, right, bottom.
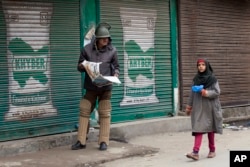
207, 152, 216, 158
186, 152, 199, 160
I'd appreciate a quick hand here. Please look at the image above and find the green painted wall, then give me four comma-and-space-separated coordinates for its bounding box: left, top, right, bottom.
170, 0, 179, 114
79, 0, 99, 126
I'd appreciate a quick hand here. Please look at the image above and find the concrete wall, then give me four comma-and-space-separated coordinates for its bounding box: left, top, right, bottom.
222, 106, 250, 123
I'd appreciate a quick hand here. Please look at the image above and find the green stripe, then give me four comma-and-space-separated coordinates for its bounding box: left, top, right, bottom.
170, 0, 178, 113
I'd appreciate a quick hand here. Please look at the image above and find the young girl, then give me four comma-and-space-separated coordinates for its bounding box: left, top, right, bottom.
185, 58, 223, 161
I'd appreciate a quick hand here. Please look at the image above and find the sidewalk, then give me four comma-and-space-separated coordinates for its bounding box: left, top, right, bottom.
0, 116, 191, 167
0, 115, 249, 167
99, 128, 250, 167
0, 141, 159, 167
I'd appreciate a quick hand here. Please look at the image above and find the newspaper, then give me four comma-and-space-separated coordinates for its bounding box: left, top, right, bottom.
82, 60, 121, 87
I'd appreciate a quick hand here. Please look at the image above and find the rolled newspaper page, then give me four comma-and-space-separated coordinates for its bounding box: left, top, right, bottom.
81, 60, 121, 87
82, 60, 102, 81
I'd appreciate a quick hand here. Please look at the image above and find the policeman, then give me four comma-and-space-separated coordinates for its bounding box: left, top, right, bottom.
72, 23, 119, 151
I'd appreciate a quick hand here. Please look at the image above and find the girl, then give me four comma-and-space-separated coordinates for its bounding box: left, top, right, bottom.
185, 58, 223, 160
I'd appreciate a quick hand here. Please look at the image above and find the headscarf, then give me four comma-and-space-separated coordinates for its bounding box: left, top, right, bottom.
193, 58, 217, 88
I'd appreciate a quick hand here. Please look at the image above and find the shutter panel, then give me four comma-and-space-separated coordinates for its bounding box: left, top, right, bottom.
0, 0, 80, 141
99, 0, 174, 123
179, 0, 250, 108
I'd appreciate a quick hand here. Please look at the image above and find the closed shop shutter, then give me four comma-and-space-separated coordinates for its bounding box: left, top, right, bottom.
99, 0, 174, 123
0, 0, 80, 141
179, 0, 250, 109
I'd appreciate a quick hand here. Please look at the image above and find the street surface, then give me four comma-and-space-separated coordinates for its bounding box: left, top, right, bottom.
99, 128, 250, 167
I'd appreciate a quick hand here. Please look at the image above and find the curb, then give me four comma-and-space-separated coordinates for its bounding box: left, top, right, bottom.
0, 116, 191, 157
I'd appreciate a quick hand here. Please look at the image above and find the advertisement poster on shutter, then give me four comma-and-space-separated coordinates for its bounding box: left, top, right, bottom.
120, 7, 159, 106
2, 1, 57, 121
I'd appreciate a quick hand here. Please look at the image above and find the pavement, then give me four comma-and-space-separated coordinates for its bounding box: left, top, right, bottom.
0, 141, 160, 167
98, 128, 250, 167
0, 116, 191, 167
0, 115, 248, 167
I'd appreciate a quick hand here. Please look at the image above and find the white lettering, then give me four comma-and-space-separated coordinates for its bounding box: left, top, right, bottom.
234, 155, 247, 162
12, 56, 47, 71
12, 94, 48, 105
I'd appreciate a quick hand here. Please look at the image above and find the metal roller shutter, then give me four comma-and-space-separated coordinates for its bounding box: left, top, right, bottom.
0, 0, 80, 141
99, 0, 174, 123
179, 0, 250, 109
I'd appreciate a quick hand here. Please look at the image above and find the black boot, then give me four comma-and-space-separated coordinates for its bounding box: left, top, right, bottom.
99, 142, 107, 151
71, 141, 86, 150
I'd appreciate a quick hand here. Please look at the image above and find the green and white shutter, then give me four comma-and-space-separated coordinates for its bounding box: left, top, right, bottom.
99, 0, 175, 123
0, 0, 81, 141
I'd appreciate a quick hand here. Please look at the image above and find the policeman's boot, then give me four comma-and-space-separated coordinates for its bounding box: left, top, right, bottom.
72, 99, 92, 150
98, 100, 111, 151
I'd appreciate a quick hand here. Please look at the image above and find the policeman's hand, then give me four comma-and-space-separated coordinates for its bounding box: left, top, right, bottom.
78, 63, 85, 70
185, 105, 192, 116
114, 73, 119, 77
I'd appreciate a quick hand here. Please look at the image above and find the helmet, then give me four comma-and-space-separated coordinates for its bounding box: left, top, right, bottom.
95, 26, 110, 38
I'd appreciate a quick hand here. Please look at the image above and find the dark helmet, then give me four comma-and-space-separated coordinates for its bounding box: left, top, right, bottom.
95, 23, 111, 38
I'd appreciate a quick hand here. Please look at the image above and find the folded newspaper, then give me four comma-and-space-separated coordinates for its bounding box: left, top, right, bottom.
82, 60, 121, 87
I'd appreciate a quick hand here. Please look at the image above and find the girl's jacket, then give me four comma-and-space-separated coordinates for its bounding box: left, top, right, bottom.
187, 81, 223, 134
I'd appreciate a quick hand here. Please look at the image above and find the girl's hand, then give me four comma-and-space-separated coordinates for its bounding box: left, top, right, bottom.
185, 105, 192, 116
201, 89, 207, 97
